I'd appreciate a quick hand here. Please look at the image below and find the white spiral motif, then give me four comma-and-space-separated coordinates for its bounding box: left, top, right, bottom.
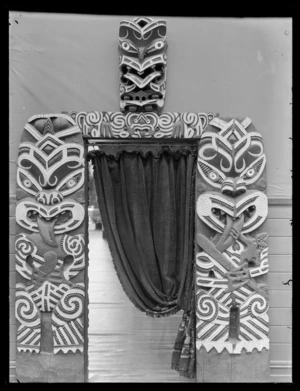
52, 284, 85, 327
15, 285, 40, 328
63, 235, 84, 258
154, 113, 177, 137
15, 234, 34, 257
181, 112, 199, 127
159, 112, 177, 131
62, 235, 85, 279
15, 234, 45, 279
196, 194, 212, 218
180, 113, 198, 138
86, 111, 103, 126
120, 84, 125, 95
75, 111, 215, 138
247, 294, 268, 317
197, 291, 218, 322
86, 111, 103, 137
110, 112, 126, 130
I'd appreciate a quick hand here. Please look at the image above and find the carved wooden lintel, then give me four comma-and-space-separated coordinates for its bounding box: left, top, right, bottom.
72, 111, 216, 139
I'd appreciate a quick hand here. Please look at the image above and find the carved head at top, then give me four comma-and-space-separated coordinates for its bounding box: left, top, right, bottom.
16, 114, 85, 246
197, 117, 267, 195
119, 17, 167, 114
196, 117, 268, 235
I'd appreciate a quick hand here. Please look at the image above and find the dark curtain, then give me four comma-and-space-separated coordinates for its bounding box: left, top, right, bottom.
89, 143, 197, 377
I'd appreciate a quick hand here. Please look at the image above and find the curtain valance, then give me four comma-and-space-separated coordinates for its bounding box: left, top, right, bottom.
88, 143, 198, 161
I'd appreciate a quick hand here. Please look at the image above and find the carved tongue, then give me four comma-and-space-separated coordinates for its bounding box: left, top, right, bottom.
218, 213, 245, 253
216, 213, 245, 253
37, 215, 57, 247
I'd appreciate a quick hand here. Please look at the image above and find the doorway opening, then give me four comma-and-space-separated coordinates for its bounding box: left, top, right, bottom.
85, 139, 198, 382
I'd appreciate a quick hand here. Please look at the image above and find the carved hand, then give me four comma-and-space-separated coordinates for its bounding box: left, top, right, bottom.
31, 251, 58, 287
240, 242, 260, 267
225, 262, 250, 292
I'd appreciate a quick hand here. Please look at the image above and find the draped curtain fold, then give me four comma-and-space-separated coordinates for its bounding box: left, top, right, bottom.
89, 144, 197, 378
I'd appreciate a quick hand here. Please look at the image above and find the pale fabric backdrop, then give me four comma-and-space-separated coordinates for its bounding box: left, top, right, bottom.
9, 13, 292, 199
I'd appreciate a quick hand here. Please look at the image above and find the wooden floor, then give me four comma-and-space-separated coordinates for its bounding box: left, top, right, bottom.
87, 224, 194, 383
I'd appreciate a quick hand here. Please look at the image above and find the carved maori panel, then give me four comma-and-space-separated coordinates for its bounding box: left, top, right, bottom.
73, 111, 215, 138
195, 116, 270, 382
119, 17, 167, 114
15, 113, 86, 382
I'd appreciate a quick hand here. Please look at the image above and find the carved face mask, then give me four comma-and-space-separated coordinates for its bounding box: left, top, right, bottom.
16, 115, 85, 246
196, 117, 268, 235
119, 17, 167, 114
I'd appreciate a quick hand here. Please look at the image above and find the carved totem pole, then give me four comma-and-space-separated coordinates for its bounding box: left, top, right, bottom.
195, 117, 270, 382
15, 114, 86, 382
119, 16, 167, 114
14, 16, 270, 383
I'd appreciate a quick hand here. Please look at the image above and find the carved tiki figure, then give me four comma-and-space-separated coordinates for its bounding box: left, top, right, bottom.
119, 16, 167, 114
15, 114, 86, 357
195, 117, 269, 380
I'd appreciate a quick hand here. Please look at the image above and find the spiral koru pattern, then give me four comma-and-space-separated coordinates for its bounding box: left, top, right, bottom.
52, 284, 85, 327
181, 112, 199, 127
75, 111, 216, 138
85, 111, 103, 126
15, 234, 35, 257
109, 112, 126, 130
160, 112, 178, 131
15, 285, 40, 328
62, 235, 84, 258
247, 294, 268, 317
196, 291, 218, 322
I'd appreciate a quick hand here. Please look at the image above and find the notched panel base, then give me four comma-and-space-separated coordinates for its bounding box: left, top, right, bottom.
196, 347, 270, 382
16, 351, 84, 383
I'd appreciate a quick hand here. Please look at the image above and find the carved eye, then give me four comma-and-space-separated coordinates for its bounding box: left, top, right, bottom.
209, 171, 219, 181
154, 40, 164, 50
122, 41, 130, 51
23, 179, 32, 188
246, 168, 255, 178
67, 178, 77, 188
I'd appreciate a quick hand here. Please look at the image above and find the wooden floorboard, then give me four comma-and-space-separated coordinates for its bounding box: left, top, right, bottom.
87, 226, 194, 382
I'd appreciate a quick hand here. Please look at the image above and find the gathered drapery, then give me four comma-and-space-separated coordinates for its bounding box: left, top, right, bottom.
89, 143, 197, 377
171, 277, 196, 378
